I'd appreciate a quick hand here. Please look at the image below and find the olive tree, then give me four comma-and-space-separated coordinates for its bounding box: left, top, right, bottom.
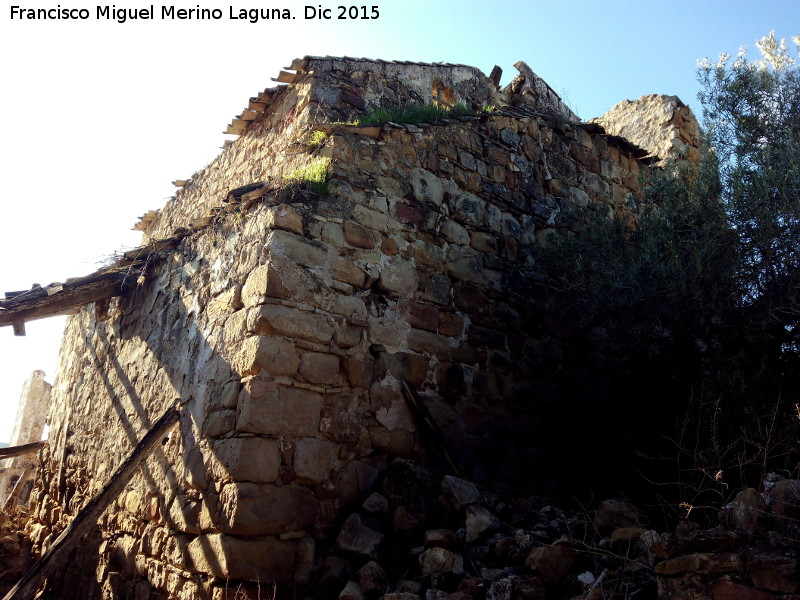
698, 32, 800, 345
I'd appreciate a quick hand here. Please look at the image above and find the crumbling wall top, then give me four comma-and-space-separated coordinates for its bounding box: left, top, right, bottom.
588, 94, 702, 164
295, 55, 499, 122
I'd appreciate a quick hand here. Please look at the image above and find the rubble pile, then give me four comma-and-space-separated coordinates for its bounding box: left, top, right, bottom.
302, 464, 799, 600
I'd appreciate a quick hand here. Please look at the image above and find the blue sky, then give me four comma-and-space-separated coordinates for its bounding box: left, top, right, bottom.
0, 0, 798, 441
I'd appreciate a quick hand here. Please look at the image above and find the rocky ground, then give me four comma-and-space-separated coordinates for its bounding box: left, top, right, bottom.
293, 460, 800, 600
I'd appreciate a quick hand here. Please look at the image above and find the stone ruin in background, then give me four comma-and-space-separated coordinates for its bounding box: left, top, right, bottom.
0, 56, 713, 599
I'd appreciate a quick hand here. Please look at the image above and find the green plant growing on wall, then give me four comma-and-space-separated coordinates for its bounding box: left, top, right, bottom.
354, 102, 478, 126
306, 130, 328, 148
282, 157, 330, 194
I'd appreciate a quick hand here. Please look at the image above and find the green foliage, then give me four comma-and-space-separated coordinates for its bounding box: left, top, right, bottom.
537, 33, 800, 515
306, 130, 328, 148
282, 157, 330, 194
698, 32, 800, 341
355, 102, 477, 126
541, 152, 734, 348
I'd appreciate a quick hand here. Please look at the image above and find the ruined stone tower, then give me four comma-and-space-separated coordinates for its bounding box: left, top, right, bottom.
0, 56, 701, 599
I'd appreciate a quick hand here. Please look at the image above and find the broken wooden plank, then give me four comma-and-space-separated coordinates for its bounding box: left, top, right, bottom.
224, 119, 247, 136
2, 402, 181, 600
132, 209, 160, 232
0, 441, 45, 460
248, 99, 267, 112
401, 380, 463, 478
118, 233, 187, 265
0, 272, 129, 329
313, 123, 381, 140
271, 70, 297, 84
11, 320, 25, 337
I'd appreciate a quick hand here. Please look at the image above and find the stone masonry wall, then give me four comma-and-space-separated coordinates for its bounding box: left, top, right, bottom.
24, 58, 702, 599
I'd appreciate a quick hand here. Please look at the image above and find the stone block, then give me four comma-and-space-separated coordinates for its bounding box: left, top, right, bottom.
525, 541, 576, 584
241, 263, 291, 306
322, 222, 346, 247
219, 482, 318, 535
369, 318, 410, 347
343, 357, 371, 388
357, 561, 389, 596
408, 329, 455, 356
267, 229, 328, 269
446, 245, 483, 284
265, 204, 304, 235
300, 351, 342, 385
732, 488, 764, 534
438, 313, 463, 337
294, 438, 338, 484
419, 547, 464, 576
376, 259, 418, 296
186, 534, 299, 583
212, 437, 281, 483
595, 498, 639, 530
570, 186, 591, 208
344, 221, 376, 249
339, 580, 364, 600
381, 237, 400, 255
383, 351, 430, 386
410, 168, 445, 206
370, 427, 414, 457
458, 149, 478, 171
201, 410, 237, 437
237, 384, 322, 437
235, 335, 300, 377
335, 324, 363, 349
248, 304, 334, 344
502, 213, 521, 240
440, 220, 469, 246
768, 479, 800, 523
337, 513, 384, 558
465, 505, 500, 542
412, 240, 445, 272
362, 493, 389, 514
451, 192, 485, 227
470, 232, 498, 254
336, 461, 379, 510
333, 258, 367, 287
485, 203, 502, 232
499, 127, 521, 148
353, 205, 389, 232
441, 475, 481, 510
396, 202, 425, 225
422, 274, 451, 305
399, 300, 439, 332
654, 552, 741, 576
522, 136, 543, 163
748, 550, 798, 593
374, 398, 416, 433
333, 294, 368, 321
580, 172, 610, 197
